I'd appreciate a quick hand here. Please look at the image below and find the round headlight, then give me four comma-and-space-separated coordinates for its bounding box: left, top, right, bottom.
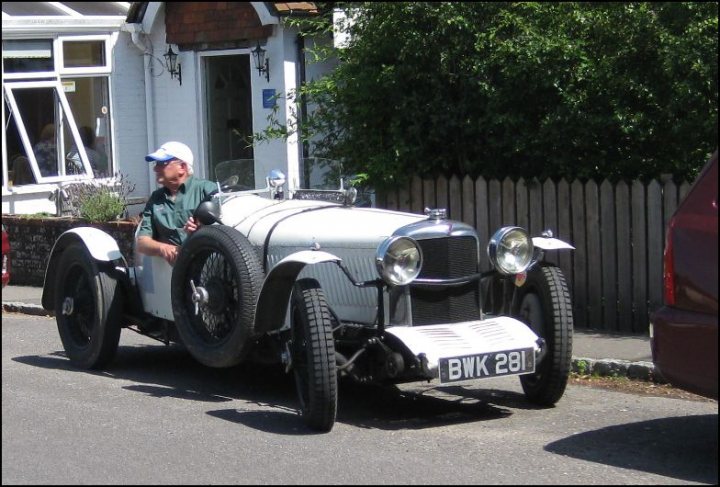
487, 226, 533, 274
268, 169, 286, 188
376, 236, 422, 286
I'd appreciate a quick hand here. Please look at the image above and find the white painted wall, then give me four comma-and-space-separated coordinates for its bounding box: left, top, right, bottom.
111, 31, 151, 201
143, 5, 302, 193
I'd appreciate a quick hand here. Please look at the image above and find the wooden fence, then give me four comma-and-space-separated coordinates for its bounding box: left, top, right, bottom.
376, 174, 691, 334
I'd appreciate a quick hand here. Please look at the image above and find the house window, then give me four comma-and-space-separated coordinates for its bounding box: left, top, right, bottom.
62, 40, 106, 69
2, 36, 113, 189
61, 76, 112, 178
2, 39, 54, 74
4, 81, 94, 184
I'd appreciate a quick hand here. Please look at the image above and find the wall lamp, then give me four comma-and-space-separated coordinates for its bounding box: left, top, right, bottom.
251, 42, 270, 82
164, 45, 182, 86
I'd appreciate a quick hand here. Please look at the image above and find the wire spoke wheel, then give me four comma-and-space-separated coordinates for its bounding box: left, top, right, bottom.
172, 226, 263, 368
186, 249, 240, 343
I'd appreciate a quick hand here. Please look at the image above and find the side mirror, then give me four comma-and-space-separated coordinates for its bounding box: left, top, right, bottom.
194, 199, 221, 226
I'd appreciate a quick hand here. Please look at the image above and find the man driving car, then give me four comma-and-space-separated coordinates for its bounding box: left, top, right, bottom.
136, 141, 217, 265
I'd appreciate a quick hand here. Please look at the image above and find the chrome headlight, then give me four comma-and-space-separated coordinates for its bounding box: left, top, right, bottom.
487, 226, 533, 275
268, 169, 286, 188
376, 236, 422, 286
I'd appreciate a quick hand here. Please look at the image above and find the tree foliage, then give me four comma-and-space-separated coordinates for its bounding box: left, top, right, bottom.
263, 2, 718, 188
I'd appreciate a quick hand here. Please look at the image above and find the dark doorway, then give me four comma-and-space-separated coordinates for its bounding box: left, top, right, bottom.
204, 54, 254, 186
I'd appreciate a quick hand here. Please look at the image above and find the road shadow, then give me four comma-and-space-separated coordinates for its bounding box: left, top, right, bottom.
13, 343, 527, 434
545, 415, 718, 484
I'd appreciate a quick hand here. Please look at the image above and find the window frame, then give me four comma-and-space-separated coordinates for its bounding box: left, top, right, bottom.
2, 34, 116, 190
58, 34, 112, 75
2, 35, 112, 80
4, 79, 94, 184
1, 37, 57, 80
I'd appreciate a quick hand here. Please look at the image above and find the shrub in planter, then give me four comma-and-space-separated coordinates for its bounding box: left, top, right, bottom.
63, 173, 136, 222
77, 190, 126, 222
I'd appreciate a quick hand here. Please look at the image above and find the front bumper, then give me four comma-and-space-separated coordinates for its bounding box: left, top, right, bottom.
385, 316, 543, 382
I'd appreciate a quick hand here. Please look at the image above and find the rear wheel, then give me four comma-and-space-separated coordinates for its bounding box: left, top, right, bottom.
290, 278, 337, 432
514, 264, 573, 406
54, 243, 123, 369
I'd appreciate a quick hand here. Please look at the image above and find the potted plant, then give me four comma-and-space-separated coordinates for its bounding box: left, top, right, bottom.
3, 174, 140, 286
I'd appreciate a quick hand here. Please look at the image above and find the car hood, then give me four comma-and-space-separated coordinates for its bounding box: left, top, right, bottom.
219, 194, 426, 250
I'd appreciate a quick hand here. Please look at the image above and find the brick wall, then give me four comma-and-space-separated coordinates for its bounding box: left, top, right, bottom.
3, 216, 138, 287
165, 2, 273, 48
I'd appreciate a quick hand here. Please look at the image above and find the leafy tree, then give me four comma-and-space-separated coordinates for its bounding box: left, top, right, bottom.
259, 2, 718, 188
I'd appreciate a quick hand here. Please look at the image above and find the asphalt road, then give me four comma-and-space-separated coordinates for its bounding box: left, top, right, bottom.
2, 313, 718, 485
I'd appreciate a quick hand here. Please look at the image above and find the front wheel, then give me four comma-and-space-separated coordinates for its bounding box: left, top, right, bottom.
171, 226, 263, 368
290, 279, 337, 432
514, 264, 573, 406
54, 243, 123, 369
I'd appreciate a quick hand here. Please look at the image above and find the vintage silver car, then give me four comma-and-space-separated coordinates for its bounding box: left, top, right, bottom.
41, 170, 575, 432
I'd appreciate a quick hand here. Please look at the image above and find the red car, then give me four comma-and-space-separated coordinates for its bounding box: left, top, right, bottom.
651, 150, 718, 399
1, 224, 9, 287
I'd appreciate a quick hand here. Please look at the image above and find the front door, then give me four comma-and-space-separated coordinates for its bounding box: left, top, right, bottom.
204, 54, 254, 187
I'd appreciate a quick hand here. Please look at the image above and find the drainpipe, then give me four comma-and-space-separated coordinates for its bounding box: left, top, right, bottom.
121, 22, 157, 195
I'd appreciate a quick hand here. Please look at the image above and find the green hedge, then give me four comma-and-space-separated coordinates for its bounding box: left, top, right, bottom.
274, 2, 718, 187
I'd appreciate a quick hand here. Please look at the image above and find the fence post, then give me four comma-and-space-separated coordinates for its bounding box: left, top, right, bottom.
571, 179, 587, 328
631, 180, 648, 333
600, 179, 617, 331
585, 180, 602, 330
615, 181, 633, 332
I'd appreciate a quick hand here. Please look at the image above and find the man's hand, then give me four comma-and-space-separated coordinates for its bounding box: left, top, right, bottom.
136, 236, 180, 265
158, 242, 179, 265
183, 216, 200, 235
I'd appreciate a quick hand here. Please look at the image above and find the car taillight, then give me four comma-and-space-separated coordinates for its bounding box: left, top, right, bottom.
663, 219, 675, 306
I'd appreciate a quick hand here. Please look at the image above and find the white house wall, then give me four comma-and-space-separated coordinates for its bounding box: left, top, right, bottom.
142, 4, 300, 192
112, 30, 152, 202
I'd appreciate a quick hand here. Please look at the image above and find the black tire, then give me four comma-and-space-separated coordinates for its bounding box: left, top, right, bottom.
290, 279, 337, 432
513, 264, 573, 406
54, 243, 123, 369
171, 226, 263, 368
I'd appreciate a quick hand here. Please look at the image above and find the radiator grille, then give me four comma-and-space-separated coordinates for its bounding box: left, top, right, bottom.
410, 236, 480, 325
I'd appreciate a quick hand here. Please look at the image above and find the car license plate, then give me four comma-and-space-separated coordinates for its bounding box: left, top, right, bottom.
438, 348, 535, 383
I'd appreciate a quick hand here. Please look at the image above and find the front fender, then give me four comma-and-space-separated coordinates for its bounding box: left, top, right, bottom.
532, 236, 574, 250
254, 250, 341, 334
41, 227, 125, 310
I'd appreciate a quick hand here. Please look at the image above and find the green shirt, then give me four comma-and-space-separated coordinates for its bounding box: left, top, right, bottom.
137, 176, 218, 246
